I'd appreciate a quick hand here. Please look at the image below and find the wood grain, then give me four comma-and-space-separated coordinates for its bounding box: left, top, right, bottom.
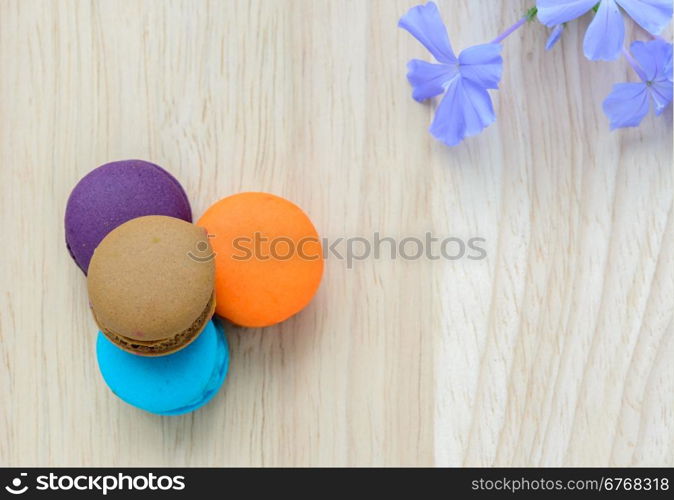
0, 0, 671, 466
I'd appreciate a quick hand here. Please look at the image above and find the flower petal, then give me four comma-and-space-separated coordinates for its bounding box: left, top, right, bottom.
615, 0, 673, 35
665, 43, 673, 82
649, 80, 673, 114
406, 59, 458, 102
583, 0, 624, 61
630, 40, 664, 81
429, 78, 495, 146
602, 82, 650, 129
458, 43, 503, 89
399, 2, 457, 64
545, 24, 565, 50
536, 0, 597, 26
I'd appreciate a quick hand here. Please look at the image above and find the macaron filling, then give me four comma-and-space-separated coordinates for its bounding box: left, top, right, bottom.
96, 293, 216, 355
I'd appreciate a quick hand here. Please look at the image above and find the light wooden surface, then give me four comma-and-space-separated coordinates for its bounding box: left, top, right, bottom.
0, 0, 672, 467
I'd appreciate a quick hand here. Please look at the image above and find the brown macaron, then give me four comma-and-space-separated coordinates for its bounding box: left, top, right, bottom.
87, 215, 216, 356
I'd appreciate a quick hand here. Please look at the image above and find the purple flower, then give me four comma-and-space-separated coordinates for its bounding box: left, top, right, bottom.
545, 24, 565, 50
537, 0, 673, 61
603, 39, 673, 129
399, 2, 503, 146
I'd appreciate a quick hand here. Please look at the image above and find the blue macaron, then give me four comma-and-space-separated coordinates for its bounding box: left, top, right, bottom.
96, 320, 229, 415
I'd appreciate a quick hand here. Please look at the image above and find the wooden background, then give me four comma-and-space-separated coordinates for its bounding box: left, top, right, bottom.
1, 0, 672, 467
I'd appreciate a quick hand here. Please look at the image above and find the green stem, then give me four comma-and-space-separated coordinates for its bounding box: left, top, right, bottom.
526, 6, 538, 22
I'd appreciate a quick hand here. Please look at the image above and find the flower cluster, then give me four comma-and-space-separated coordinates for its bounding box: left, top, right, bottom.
400, 1, 673, 147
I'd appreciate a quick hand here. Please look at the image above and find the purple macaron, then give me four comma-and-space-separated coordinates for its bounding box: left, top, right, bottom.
65, 159, 192, 273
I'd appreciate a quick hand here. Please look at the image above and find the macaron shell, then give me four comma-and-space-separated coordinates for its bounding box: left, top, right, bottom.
96, 320, 229, 415
87, 215, 215, 343
197, 192, 323, 327
65, 159, 192, 273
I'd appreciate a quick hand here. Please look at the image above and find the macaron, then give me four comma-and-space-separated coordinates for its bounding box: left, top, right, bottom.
87, 215, 215, 356
96, 319, 229, 415
197, 192, 323, 327
65, 159, 192, 273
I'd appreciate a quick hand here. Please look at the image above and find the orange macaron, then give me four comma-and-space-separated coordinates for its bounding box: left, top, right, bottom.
198, 192, 323, 327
